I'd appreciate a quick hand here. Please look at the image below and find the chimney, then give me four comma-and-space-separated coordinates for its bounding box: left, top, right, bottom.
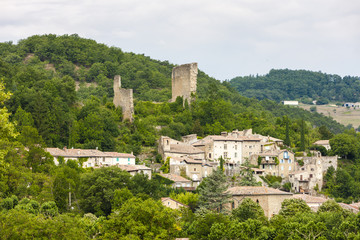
221, 131, 227, 136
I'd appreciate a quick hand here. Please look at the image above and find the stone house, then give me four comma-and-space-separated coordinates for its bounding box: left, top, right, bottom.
250, 150, 296, 179
293, 194, 359, 213
289, 154, 337, 194
160, 173, 193, 189
192, 134, 245, 164
227, 186, 293, 218
313, 140, 331, 151
118, 164, 152, 179
161, 197, 189, 210
158, 136, 205, 160
169, 156, 213, 186
46, 147, 135, 168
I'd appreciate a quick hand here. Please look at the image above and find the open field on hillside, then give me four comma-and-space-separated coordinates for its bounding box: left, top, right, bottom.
299, 104, 360, 129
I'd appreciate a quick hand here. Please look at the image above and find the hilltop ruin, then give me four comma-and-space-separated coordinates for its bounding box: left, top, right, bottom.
171, 63, 198, 103
113, 75, 134, 122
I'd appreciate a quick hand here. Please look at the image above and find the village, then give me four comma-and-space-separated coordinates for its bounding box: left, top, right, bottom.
44, 62, 356, 218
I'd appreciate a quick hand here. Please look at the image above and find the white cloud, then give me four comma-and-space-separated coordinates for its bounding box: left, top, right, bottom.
0, 0, 359, 79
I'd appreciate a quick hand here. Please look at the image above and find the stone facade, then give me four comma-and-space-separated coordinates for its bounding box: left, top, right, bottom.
289, 154, 338, 194
227, 186, 293, 218
158, 136, 205, 160
251, 150, 296, 179
169, 156, 214, 186
161, 197, 188, 210
113, 75, 134, 122
171, 63, 198, 103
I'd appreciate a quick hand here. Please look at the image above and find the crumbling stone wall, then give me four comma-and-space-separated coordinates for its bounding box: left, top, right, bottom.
171, 63, 198, 103
113, 75, 134, 122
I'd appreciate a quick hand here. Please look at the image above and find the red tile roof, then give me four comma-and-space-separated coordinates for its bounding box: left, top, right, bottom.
227, 186, 292, 196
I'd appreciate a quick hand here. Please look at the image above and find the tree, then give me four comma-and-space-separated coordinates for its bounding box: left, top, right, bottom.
197, 167, 230, 212
239, 160, 261, 186
284, 116, 291, 147
231, 198, 267, 223
101, 197, 180, 239
79, 167, 131, 216
300, 119, 306, 151
330, 134, 359, 159
279, 198, 311, 217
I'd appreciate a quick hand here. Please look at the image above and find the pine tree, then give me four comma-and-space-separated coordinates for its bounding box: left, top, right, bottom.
284, 116, 291, 147
197, 167, 230, 212
300, 119, 306, 151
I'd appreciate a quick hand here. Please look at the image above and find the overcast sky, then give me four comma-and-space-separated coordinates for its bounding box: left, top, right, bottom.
1, 0, 359, 80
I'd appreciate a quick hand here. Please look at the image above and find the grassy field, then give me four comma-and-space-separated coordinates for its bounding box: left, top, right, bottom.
299, 103, 360, 129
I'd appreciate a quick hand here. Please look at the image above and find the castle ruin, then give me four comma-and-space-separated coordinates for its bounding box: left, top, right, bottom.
171, 63, 198, 103
113, 75, 134, 122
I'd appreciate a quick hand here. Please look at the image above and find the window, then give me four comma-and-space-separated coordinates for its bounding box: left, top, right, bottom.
235, 152, 237, 158
224, 144, 227, 150
235, 145, 237, 150
224, 152, 228, 158
281, 166, 284, 170
280, 159, 284, 163
209, 153, 212, 158
117, 158, 119, 162
265, 156, 269, 161
194, 168, 196, 171
310, 174, 313, 178
249, 146, 252, 149
289, 166, 292, 170
262, 164, 265, 169
283, 151, 289, 159
288, 159, 291, 163
232, 202, 235, 209
311, 168, 314, 171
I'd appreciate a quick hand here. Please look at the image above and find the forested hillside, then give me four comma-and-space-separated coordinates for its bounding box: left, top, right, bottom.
0, 34, 345, 155
229, 69, 360, 103
3, 34, 360, 239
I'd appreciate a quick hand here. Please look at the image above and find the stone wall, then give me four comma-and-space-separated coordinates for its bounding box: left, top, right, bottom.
171, 63, 198, 103
113, 75, 134, 122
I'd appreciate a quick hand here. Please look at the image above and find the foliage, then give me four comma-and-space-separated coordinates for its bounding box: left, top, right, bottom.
230, 68, 360, 103
279, 198, 311, 217
197, 168, 230, 212
239, 160, 261, 186
231, 198, 267, 223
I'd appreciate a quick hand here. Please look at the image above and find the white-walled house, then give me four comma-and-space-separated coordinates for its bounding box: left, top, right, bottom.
46, 148, 135, 168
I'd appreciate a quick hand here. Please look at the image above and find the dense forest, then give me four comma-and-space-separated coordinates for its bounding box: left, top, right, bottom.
2, 34, 360, 239
229, 69, 360, 104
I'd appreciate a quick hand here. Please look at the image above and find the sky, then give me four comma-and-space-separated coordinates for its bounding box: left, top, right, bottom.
1, 0, 359, 80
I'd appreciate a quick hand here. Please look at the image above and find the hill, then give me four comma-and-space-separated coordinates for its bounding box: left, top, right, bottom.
229, 69, 360, 103
0, 34, 345, 157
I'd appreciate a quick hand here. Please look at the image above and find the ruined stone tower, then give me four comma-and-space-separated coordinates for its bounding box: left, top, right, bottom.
171, 63, 198, 103
113, 75, 134, 122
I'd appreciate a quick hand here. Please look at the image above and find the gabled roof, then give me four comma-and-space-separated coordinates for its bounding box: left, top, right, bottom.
103, 152, 135, 158
160, 173, 192, 183
292, 194, 328, 203
46, 148, 135, 158
169, 144, 204, 154
227, 186, 292, 196
118, 164, 151, 172
161, 197, 189, 208
313, 140, 330, 145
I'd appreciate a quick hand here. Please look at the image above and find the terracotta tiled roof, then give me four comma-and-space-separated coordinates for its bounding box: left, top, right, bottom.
292, 194, 328, 203
118, 164, 151, 172
338, 203, 359, 213
46, 148, 135, 158
227, 186, 292, 196
103, 152, 135, 158
160, 173, 191, 183
169, 144, 204, 154
313, 140, 330, 145
46, 148, 105, 157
